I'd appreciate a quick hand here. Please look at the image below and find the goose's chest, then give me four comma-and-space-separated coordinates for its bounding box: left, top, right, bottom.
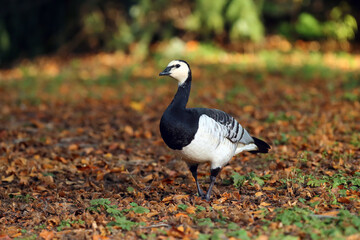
175, 115, 236, 164
160, 111, 198, 150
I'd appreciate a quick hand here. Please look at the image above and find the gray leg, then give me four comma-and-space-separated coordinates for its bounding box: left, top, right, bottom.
189, 164, 204, 198
204, 167, 221, 201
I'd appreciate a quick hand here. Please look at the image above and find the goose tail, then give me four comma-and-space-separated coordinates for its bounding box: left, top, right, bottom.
249, 137, 270, 154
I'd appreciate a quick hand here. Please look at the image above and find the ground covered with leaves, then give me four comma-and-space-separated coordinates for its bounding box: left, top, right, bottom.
0, 48, 360, 239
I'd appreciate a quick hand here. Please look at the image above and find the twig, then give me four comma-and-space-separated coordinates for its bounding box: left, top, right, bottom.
309, 214, 339, 219
145, 175, 158, 191
140, 223, 171, 229
129, 174, 143, 189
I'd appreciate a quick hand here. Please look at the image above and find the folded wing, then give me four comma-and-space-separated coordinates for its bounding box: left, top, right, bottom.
192, 108, 254, 144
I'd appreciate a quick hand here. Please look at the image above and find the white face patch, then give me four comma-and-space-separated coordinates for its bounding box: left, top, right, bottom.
166, 60, 190, 85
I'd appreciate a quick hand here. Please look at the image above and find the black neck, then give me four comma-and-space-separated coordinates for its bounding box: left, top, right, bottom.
169, 73, 192, 110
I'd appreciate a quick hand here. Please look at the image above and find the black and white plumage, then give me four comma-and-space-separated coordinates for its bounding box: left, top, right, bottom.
159, 60, 270, 201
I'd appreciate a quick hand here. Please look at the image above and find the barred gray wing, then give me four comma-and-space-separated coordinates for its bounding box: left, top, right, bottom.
191, 108, 254, 144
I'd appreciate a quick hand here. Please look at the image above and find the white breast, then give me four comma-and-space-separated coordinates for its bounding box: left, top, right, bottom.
175, 115, 237, 169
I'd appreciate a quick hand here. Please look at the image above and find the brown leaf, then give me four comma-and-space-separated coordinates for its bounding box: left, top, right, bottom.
263, 187, 276, 191
256, 235, 269, 240
108, 143, 119, 151
11, 233, 22, 238
0, 235, 12, 240
39, 230, 55, 240
47, 216, 60, 226
68, 144, 79, 151
212, 204, 226, 211
143, 130, 152, 139
260, 202, 271, 207
175, 212, 189, 218
322, 211, 339, 217
346, 234, 360, 240
36, 185, 48, 191
167, 227, 185, 238
55, 156, 68, 164
92, 234, 110, 240
19, 175, 29, 185
1, 175, 14, 183
5, 226, 18, 237
162, 196, 173, 202
124, 125, 134, 136
338, 197, 351, 204
146, 211, 159, 218
142, 174, 153, 183
186, 206, 196, 214
173, 194, 190, 202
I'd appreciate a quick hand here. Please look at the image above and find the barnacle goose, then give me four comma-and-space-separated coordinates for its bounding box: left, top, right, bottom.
159, 60, 270, 201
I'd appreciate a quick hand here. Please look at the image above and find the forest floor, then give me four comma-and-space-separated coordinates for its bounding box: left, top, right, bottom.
0, 47, 360, 239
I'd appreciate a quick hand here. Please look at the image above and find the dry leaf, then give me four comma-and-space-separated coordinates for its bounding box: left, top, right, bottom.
175, 212, 189, 218
39, 230, 55, 240
124, 125, 134, 136
1, 175, 14, 183
322, 211, 339, 217
130, 101, 144, 112
338, 197, 351, 204
186, 206, 196, 214
260, 202, 271, 207
68, 144, 79, 151
0, 235, 12, 240
19, 176, 29, 185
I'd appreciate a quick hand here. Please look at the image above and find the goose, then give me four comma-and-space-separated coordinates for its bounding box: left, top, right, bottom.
159, 60, 270, 201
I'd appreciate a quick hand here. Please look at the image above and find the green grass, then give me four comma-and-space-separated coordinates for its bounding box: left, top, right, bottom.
177, 204, 188, 211
9, 194, 35, 203
272, 208, 360, 239
56, 220, 84, 231
86, 198, 148, 231
231, 171, 272, 188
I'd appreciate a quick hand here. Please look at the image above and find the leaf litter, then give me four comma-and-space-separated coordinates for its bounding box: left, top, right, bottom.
0, 52, 359, 239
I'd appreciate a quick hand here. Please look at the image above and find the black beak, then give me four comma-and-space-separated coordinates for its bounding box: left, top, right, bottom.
159, 66, 172, 76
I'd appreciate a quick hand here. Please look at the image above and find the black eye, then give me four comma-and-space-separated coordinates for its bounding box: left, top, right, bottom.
176, 64, 180, 68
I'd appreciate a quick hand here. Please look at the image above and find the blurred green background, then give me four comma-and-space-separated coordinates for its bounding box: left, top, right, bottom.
0, 0, 359, 66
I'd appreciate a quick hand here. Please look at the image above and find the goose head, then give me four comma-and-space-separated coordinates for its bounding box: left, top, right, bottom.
159, 60, 190, 85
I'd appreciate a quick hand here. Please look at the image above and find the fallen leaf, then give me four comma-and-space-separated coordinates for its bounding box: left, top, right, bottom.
124, 125, 134, 136
68, 144, 78, 151
175, 212, 189, 218
1, 175, 14, 182
322, 211, 339, 217
40, 230, 55, 240
0, 235, 12, 240
93, 234, 110, 240
256, 235, 269, 240
19, 175, 29, 185
130, 101, 144, 112
162, 196, 173, 202
338, 197, 351, 204
186, 206, 196, 214
177, 225, 184, 232
260, 202, 271, 207
11, 233, 22, 238
212, 204, 226, 211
